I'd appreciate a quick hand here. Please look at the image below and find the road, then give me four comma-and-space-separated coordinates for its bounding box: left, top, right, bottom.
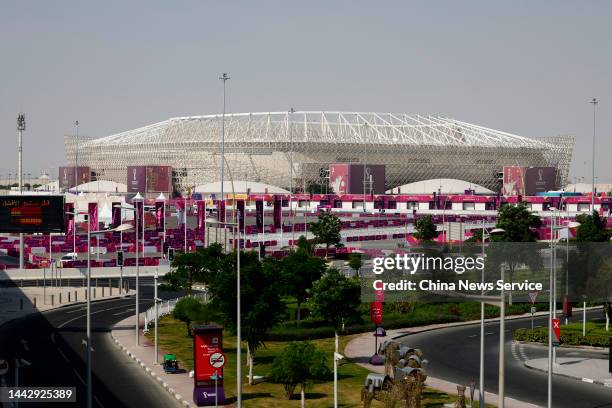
0, 277, 185, 408
399, 309, 612, 408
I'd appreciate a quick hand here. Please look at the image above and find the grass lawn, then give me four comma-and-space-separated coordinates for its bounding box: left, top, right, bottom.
146, 315, 481, 407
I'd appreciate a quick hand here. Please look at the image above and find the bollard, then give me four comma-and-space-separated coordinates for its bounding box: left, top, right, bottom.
51, 294, 55, 306
102, 286, 105, 297
68, 292, 71, 302
59, 293, 62, 304
96, 278, 98, 288
85, 289, 87, 300
75, 291, 78, 301
94, 288, 96, 299
33, 297, 37, 308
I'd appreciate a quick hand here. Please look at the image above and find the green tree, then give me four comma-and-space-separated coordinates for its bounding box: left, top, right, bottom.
413, 215, 438, 241
576, 211, 610, 242
309, 211, 342, 258
165, 243, 224, 294
172, 297, 208, 336
208, 251, 285, 385
348, 253, 363, 276
271, 341, 330, 403
310, 267, 362, 355
495, 203, 542, 242
280, 247, 327, 325
487, 203, 543, 304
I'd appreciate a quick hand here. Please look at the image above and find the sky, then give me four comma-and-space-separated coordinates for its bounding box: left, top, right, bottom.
1, 1, 610, 183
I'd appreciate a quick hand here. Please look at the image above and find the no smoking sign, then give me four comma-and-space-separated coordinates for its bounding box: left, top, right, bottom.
209, 352, 226, 369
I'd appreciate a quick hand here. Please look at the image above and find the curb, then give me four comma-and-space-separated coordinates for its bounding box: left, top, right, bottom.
523, 360, 612, 388
515, 340, 609, 352
110, 332, 193, 407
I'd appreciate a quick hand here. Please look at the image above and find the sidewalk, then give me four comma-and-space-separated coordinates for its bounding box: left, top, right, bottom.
344, 312, 561, 408
525, 357, 612, 387
111, 315, 199, 408
0, 284, 133, 326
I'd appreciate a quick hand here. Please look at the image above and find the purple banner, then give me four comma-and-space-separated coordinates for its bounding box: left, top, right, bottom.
237, 200, 245, 230
197, 201, 206, 229
127, 166, 147, 194
255, 200, 264, 232
273, 196, 282, 228
65, 203, 74, 235
111, 202, 121, 228
59, 166, 91, 190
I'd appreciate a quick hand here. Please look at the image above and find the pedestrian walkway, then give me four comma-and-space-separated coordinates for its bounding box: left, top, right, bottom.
111, 315, 206, 408
0, 285, 133, 326
345, 314, 549, 408
525, 357, 612, 387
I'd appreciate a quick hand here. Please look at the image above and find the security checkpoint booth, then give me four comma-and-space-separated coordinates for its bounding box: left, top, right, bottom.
193, 325, 226, 406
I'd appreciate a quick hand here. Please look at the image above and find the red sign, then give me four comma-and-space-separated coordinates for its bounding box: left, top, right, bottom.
193, 327, 224, 383
370, 302, 383, 325
552, 318, 561, 344
374, 289, 385, 302
146, 165, 172, 193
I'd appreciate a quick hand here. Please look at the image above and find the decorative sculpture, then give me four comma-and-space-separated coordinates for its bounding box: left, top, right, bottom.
362, 343, 428, 408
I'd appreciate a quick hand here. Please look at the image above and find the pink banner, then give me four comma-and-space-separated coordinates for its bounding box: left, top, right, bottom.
155, 201, 165, 231
134, 200, 144, 238
88, 202, 98, 232
197, 201, 206, 229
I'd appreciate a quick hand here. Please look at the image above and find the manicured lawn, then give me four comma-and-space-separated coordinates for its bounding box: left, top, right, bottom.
514, 318, 610, 347
146, 315, 479, 407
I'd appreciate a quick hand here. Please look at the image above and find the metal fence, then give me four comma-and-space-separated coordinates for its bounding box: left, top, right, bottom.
142, 291, 208, 333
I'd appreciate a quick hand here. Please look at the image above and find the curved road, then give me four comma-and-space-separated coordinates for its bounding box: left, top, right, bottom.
399, 310, 612, 408
0, 278, 185, 408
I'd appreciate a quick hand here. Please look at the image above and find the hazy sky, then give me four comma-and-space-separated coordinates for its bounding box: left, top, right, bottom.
1, 1, 610, 183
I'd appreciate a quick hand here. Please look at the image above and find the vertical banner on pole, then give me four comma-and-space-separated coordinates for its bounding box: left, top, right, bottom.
237, 200, 245, 230
65, 203, 74, 235
155, 201, 164, 231
196, 201, 205, 229
273, 195, 282, 228
256, 200, 264, 232
88, 202, 98, 232
218, 200, 226, 223
111, 202, 121, 228
134, 200, 144, 239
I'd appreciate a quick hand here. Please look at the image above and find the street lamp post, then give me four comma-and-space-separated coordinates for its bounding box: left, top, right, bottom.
499, 263, 506, 408
219, 73, 230, 224
68, 210, 131, 408
590, 98, 598, 210
114, 199, 142, 346
17, 113, 25, 271
480, 225, 504, 407
289, 108, 295, 247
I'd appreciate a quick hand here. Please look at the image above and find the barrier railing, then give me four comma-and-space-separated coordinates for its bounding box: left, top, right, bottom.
142, 291, 208, 333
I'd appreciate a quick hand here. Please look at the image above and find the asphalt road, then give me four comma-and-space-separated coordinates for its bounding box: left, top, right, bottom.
0, 277, 185, 408
399, 309, 612, 408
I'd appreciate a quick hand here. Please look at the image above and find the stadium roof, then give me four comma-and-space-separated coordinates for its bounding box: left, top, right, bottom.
85, 111, 549, 149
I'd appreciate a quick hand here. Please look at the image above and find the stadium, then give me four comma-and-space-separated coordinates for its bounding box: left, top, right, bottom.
63, 111, 575, 193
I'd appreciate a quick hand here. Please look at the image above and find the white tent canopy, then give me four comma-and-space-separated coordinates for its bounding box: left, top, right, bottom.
68, 180, 127, 193
194, 180, 290, 195
388, 178, 495, 195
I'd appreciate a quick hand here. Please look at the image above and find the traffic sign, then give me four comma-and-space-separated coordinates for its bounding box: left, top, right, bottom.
528, 291, 538, 304
209, 352, 226, 369
0, 359, 8, 376
531, 306, 537, 315
552, 318, 561, 346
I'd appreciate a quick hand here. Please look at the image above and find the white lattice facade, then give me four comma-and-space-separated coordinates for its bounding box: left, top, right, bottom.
64, 112, 574, 193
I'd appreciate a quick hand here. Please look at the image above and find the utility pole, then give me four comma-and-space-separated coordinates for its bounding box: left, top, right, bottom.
75, 120, 79, 194
589, 98, 598, 210
17, 113, 25, 271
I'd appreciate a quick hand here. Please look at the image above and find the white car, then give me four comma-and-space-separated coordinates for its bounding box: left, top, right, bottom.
60, 253, 78, 265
